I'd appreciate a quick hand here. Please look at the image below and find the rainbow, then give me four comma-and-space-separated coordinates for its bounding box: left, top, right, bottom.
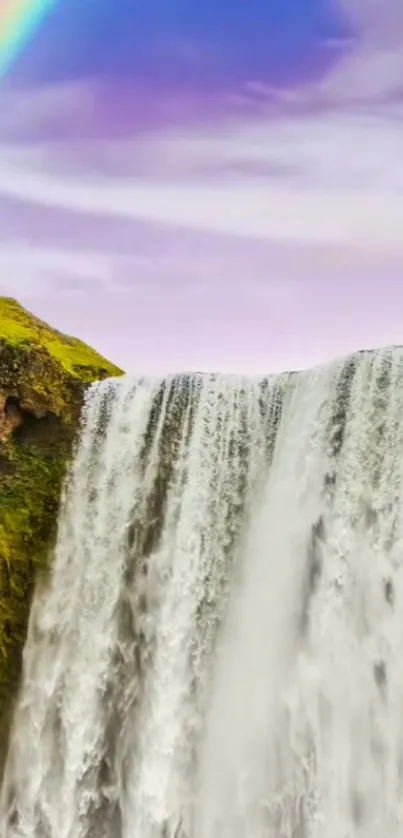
0, 0, 58, 79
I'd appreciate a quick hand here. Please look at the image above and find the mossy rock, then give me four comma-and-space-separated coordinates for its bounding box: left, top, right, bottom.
0, 297, 123, 769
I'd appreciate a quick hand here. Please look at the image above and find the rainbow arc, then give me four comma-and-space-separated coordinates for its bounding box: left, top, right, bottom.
0, 0, 57, 79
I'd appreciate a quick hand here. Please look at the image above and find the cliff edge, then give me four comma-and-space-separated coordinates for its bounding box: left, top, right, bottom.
0, 297, 123, 765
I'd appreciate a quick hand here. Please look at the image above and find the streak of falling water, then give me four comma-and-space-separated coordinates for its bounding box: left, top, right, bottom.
193, 362, 336, 838
194, 349, 403, 838
2, 350, 403, 838
121, 375, 268, 838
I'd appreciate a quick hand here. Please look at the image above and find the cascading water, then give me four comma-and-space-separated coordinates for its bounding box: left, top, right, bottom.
2, 349, 403, 838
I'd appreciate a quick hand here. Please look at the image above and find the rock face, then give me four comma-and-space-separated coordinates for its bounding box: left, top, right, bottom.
0, 297, 123, 768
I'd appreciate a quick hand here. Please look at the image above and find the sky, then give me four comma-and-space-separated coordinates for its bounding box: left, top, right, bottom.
0, 0, 402, 374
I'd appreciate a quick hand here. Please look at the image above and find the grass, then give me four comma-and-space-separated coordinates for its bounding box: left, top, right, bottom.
0, 297, 123, 382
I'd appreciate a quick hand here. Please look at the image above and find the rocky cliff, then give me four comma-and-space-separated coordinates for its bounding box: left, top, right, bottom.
0, 297, 123, 767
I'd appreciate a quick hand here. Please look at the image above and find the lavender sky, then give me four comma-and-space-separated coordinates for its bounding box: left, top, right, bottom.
0, 0, 402, 374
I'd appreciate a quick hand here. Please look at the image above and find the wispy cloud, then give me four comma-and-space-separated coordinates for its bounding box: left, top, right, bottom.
1, 104, 402, 256
0, 0, 402, 372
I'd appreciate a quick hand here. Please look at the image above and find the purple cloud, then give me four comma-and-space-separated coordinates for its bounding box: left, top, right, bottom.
0, 0, 402, 373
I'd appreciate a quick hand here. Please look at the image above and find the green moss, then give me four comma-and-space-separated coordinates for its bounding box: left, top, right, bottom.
0, 443, 66, 693
0, 296, 122, 382
0, 297, 124, 768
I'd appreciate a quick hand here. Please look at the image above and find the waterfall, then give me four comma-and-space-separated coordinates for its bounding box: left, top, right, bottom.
2, 349, 403, 837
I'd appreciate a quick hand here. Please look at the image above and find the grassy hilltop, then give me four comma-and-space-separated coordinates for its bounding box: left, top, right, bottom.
0, 297, 123, 768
